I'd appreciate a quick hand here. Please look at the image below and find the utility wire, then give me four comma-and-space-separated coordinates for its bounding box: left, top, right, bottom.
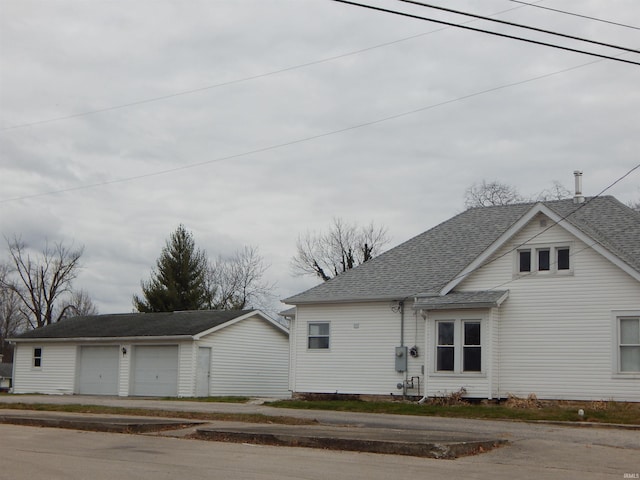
394, 0, 640, 55
509, 0, 640, 31
0, 57, 609, 204
331, 0, 640, 66
0, 1, 539, 132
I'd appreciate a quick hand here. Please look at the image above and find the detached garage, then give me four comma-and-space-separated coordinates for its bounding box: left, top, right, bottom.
9, 310, 289, 398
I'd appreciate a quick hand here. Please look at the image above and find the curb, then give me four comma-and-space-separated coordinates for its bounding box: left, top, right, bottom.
194, 427, 507, 459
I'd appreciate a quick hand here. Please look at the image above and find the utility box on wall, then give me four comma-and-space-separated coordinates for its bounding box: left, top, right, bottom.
395, 346, 407, 372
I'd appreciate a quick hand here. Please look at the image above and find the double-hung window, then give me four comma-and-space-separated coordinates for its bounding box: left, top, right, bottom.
619, 317, 640, 373
308, 322, 330, 349
33, 347, 42, 368
435, 319, 482, 373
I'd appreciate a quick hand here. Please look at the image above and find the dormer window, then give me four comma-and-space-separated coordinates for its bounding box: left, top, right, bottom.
517, 244, 572, 275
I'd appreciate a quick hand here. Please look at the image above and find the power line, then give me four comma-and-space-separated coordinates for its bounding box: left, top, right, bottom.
394, 0, 640, 55
509, 0, 640, 31
0, 0, 574, 133
331, 0, 640, 66
0, 56, 611, 204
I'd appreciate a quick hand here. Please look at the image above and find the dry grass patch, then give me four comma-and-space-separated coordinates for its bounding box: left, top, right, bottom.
0, 402, 317, 425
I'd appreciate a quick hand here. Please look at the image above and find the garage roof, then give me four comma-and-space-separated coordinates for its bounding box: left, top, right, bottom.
10, 310, 259, 340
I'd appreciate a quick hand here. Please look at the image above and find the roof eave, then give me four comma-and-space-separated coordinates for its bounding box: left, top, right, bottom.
284, 294, 412, 306
9, 335, 195, 343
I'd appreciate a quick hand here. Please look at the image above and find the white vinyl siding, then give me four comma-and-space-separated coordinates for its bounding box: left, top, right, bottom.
458, 213, 640, 401
12, 343, 77, 395
198, 316, 289, 397
292, 302, 424, 396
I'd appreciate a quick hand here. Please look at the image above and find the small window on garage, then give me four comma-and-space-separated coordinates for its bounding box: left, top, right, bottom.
33, 347, 42, 368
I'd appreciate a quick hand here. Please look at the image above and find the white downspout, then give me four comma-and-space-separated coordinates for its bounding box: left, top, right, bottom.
418, 308, 429, 404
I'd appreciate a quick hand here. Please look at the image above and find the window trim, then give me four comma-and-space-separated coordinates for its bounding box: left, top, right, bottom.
307, 322, 330, 350
613, 312, 640, 376
433, 318, 483, 375
33, 347, 43, 369
515, 242, 573, 276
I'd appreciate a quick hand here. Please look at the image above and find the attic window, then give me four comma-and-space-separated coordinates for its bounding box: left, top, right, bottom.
537, 249, 550, 271
516, 244, 572, 275
518, 250, 531, 272
557, 248, 570, 270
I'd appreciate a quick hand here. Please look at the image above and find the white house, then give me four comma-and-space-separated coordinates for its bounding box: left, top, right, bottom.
10, 310, 290, 398
284, 194, 640, 402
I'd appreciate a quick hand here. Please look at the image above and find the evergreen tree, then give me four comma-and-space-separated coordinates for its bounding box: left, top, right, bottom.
134, 225, 211, 312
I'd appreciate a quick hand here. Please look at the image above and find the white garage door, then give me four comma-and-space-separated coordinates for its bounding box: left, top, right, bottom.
78, 346, 119, 395
132, 345, 179, 397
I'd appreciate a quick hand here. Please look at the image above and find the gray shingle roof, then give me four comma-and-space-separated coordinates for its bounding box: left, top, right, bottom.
11, 310, 255, 340
285, 196, 640, 304
414, 290, 509, 310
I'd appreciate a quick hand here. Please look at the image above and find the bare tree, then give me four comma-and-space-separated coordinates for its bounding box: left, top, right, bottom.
208, 246, 274, 310
0, 263, 25, 361
465, 179, 572, 209
2, 237, 84, 328
63, 289, 99, 318
291, 218, 389, 281
464, 180, 525, 208
535, 180, 572, 201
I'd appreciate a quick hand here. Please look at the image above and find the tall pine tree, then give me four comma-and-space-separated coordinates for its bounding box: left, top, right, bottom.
134, 225, 211, 312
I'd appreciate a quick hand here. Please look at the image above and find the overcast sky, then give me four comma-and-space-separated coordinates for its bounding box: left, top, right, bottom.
1, 0, 639, 316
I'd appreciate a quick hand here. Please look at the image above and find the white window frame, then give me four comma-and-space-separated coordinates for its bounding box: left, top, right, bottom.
33, 347, 43, 369
307, 322, 330, 350
433, 318, 483, 375
612, 311, 640, 377
515, 242, 574, 276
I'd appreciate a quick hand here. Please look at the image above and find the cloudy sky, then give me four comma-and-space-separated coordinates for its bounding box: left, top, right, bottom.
1, 0, 639, 316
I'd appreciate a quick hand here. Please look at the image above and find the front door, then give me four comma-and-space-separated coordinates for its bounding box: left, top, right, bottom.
195, 347, 211, 397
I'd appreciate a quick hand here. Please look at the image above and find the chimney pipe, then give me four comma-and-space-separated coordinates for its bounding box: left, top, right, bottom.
573, 170, 584, 204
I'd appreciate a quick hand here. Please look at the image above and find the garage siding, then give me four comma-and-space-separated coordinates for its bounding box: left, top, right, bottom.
12, 343, 77, 395
199, 317, 289, 397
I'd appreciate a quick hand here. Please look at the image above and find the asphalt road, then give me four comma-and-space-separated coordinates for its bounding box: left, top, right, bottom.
0, 395, 638, 479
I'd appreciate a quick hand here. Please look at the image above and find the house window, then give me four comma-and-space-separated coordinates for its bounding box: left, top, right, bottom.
308, 322, 330, 349
519, 250, 531, 272
435, 319, 482, 373
557, 247, 570, 270
463, 322, 481, 372
436, 322, 454, 371
619, 317, 640, 373
537, 249, 550, 271
33, 347, 42, 368
516, 244, 571, 275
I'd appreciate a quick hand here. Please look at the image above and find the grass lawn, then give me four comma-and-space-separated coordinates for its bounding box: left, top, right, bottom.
267, 399, 640, 425
0, 402, 317, 425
